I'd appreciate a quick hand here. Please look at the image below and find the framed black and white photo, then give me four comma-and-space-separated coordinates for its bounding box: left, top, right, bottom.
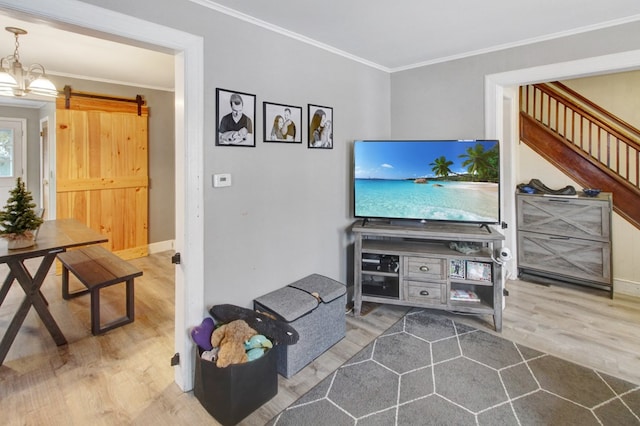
216, 88, 256, 147
308, 104, 333, 149
263, 102, 302, 143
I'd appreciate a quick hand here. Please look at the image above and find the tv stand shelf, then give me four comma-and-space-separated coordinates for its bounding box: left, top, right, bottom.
352, 221, 505, 331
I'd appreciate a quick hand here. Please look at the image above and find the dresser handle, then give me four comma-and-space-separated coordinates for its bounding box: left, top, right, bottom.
419, 290, 429, 296
419, 265, 429, 272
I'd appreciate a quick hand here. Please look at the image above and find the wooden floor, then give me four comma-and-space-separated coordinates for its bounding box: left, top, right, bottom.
1, 251, 639, 425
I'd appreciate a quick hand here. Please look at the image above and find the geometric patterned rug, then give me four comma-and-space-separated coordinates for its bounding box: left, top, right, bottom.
267, 309, 640, 425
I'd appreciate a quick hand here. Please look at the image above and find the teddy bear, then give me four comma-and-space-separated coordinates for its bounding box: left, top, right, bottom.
210, 319, 257, 368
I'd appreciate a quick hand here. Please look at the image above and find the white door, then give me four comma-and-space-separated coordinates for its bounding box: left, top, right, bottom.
0, 118, 26, 206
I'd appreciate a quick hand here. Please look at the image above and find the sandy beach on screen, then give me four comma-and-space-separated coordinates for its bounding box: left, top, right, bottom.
448, 181, 499, 192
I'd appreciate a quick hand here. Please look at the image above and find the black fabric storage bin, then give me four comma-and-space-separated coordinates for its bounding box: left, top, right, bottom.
193, 346, 277, 426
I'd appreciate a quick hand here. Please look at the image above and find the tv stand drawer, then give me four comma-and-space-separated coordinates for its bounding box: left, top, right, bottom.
406, 281, 445, 305
406, 257, 445, 281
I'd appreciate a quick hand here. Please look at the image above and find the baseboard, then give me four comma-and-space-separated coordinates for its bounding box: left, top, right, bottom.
148, 239, 174, 254
613, 277, 640, 300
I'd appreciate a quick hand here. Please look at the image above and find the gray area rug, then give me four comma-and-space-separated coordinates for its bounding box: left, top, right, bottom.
267, 309, 640, 425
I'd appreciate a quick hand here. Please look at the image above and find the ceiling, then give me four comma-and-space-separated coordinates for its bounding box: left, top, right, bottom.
1, 1, 640, 94
207, 0, 640, 71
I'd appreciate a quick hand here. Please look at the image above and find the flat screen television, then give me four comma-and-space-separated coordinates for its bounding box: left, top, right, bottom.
353, 140, 500, 225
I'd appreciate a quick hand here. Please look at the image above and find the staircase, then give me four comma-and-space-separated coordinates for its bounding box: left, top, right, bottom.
519, 82, 640, 230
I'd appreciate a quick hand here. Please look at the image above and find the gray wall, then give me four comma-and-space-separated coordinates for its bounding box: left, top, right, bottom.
69, 2, 640, 307
390, 21, 640, 138
76, 0, 391, 307
200, 12, 390, 306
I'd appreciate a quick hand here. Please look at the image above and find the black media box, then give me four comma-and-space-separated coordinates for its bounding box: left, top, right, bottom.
193, 346, 277, 425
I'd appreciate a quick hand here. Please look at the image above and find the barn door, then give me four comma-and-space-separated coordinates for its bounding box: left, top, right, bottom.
55, 94, 148, 259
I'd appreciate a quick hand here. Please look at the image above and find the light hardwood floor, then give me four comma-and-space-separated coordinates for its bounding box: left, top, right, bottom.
1, 251, 639, 425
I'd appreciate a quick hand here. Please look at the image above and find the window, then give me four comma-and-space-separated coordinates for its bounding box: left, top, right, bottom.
0, 119, 25, 203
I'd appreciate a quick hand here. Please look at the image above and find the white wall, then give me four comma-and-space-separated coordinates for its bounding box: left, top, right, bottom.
563, 70, 640, 127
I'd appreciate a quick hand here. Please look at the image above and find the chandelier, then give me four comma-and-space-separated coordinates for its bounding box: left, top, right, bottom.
0, 26, 58, 98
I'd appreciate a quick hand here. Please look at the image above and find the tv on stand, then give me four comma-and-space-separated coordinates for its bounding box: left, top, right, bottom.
353, 139, 501, 232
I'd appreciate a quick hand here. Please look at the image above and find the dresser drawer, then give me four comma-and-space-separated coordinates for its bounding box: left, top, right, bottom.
517, 231, 611, 285
516, 194, 611, 241
406, 257, 445, 281
406, 282, 445, 305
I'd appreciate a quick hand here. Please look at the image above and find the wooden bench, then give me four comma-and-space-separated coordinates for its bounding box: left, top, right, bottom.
58, 245, 143, 335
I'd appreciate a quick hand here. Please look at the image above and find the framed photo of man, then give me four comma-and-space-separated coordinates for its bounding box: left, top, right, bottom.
308, 104, 333, 149
263, 102, 302, 143
216, 88, 256, 147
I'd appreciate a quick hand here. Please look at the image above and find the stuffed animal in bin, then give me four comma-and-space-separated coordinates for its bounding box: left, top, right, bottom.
244, 334, 273, 361
190, 317, 216, 350
210, 319, 258, 367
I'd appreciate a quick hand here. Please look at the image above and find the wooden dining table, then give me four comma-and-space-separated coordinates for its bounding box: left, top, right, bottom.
0, 219, 108, 365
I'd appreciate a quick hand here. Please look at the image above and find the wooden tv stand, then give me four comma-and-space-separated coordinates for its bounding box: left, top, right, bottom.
352, 220, 505, 331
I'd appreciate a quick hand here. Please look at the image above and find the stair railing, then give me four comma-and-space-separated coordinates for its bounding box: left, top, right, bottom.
520, 83, 640, 193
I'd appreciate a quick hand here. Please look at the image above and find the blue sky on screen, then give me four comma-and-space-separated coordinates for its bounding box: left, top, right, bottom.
354, 140, 497, 180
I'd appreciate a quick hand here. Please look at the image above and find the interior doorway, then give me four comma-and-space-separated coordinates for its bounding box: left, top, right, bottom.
485, 49, 640, 277
1, 0, 205, 391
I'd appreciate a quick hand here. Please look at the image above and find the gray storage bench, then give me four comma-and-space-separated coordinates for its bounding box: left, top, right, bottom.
58, 245, 142, 335
254, 273, 346, 378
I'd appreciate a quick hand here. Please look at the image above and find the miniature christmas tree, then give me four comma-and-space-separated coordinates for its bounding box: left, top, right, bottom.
0, 177, 43, 238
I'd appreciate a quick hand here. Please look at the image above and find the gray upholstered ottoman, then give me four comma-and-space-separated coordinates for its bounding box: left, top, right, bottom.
253, 274, 346, 378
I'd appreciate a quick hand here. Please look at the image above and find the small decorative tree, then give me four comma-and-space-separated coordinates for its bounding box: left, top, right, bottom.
0, 177, 43, 248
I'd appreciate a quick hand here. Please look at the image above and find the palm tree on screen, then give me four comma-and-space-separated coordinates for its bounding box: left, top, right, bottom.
459, 144, 499, 182
429, 156, 454, 178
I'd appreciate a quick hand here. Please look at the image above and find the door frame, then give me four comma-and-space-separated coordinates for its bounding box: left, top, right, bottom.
39, 116, 49, 219
485, 49, 640, 280
0, 0, 205, 391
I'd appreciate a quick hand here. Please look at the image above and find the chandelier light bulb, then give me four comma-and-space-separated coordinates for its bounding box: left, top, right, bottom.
0, 26, 58, 98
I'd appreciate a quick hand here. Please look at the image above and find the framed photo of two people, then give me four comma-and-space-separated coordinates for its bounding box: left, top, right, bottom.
216, 88, 256, 147
308, 104, 333, 149
263, 102, 302, 143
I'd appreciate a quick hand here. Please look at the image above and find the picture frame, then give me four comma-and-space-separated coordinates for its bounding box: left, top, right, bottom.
449, 259, 466, 279
465, 261, 492, 282
263, 102, 302, 143
216, 88, 256, 147
308, 104, 333, 149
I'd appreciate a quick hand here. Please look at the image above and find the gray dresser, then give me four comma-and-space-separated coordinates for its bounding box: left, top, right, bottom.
516, 192, 612, 292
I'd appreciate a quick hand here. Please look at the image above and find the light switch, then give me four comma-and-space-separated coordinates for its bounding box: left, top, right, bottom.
213, 173, 232, 187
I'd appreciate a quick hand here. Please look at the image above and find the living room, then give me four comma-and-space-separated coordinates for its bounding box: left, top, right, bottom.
0, 0, 639, 424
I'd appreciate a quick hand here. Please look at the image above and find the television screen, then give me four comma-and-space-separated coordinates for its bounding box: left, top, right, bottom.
353, 140, 500, 224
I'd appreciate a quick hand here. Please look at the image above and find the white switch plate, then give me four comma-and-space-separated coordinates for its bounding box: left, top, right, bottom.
213, 173, 232, 187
